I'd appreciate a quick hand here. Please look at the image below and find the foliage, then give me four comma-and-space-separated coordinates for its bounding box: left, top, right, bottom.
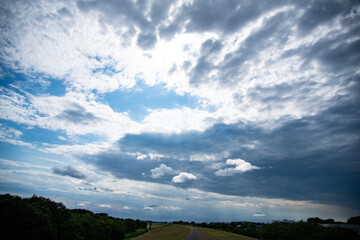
348, 216, 360, 225
307, 217, 336, 224
259, 221, 360, 240
0, 194, 146, 240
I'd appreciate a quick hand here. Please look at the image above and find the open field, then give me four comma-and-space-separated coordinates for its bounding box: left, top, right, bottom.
134, 224, 190, 240
195, 227, 257, 240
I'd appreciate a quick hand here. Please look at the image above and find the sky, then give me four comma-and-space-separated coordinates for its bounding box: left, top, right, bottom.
0, 0, 359, 223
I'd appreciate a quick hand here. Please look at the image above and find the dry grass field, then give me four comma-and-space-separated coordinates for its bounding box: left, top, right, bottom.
134, 224, 190, 240
195, 227, 257, 240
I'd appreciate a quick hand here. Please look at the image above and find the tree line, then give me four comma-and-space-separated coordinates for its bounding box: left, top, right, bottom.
173, 217, 360, 240
0, 194, 146, 240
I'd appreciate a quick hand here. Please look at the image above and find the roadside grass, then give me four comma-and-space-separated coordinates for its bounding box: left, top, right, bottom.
124, 228, 148, 240
195, 227, 257, 240
134, 224, 190, 240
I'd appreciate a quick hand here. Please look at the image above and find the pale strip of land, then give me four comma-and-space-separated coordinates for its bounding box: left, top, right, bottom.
194, 227, 257, 240
134, 224, 190, 240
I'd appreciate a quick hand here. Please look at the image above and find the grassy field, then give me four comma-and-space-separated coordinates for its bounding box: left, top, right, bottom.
195, 227, 257, 240
134, 224, 190, 240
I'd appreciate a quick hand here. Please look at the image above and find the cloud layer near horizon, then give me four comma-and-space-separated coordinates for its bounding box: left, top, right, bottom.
0, 0, 359, 222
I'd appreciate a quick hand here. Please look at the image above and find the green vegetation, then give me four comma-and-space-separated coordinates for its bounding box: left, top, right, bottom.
124, 228, 148, 240
348, 216, 360, 224
174, 219, 360, 240
0, 194, 147, 240
1, 193, 359, 240
195, 226, 256, 240
259, 221, 360, 240
134, 224, 190, 240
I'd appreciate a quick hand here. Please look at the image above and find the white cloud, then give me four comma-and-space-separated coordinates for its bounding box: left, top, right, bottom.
172, 172, 197, 183
77, 201, 90, 207
99, 204, 111, 208
122, 206, 134, 210
159, 206, 181, 211
190, 152, 229, 162
144, 206, 154, 211
215, 159, 261, 176
253, 212, 266, 217
0, 158, 50, 170
150, 164, 174, 178
141, 107, 216, 134
0, 123, 33, 147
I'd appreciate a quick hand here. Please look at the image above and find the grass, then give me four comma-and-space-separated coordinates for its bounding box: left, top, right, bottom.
124, 228, 148, 240
133, 224, 190, 240
194, 227, 257, 240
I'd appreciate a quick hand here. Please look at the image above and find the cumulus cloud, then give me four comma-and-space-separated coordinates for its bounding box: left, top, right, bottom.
172, 172, 197, 183
215, 159, 261, 176
150, 164, 174, 178
52, 165, 86, 179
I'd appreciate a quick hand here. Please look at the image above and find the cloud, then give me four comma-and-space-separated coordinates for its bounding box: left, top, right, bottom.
137, 33, 157, 50
99, 204, 111, 208
215, 159, 261, 176
55, 103, 100, 125
172, 172, 197, 183
143, 204, 181, 211
253, 212, 266, 217
144, 206, 154, 211
160, 206, 181, 211
122, 206, 134, 210
52, 165, 86, 179
0, 123, 32, 147
77, 201, 90, 207
150, 164, 174, 178
147, 205, 158, 208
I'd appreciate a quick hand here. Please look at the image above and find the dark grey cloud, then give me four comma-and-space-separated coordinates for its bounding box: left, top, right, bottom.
190, 38, 222, 85
53, 165, 86, 179
149, 0, 172, 25
178, 0, 359, 89
296, 0, 357, 36
83, 91, 360, 209
55, 103, 99, 124
172, 0, 285, 35
137, 32, 157, 50
77, 186, 113, 192
76, 0, 173, 47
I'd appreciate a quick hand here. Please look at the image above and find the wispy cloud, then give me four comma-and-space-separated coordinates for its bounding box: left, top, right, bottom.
53, 165, 86, 179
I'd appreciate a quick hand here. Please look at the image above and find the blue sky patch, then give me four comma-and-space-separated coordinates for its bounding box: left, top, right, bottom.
102, 82, 201, 121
